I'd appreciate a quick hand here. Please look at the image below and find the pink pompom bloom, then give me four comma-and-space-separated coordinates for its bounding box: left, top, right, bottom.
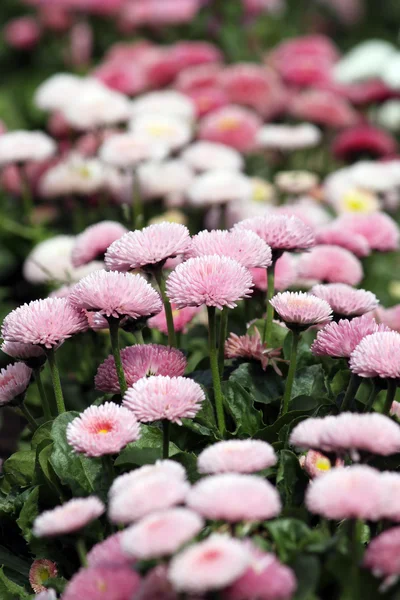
332, 126, 397, 161
148, 304, 200, 335
109, 459, 186, 498
300, 450, 343, 479
72, 221, 128, 267
99, 132, 168, 168
0, 131, 56, 167
197, 439, 277, 474
95, 344, 187, 394
391, 401, 400, 419
350, 331, 400, 378
364, 527, 400, 577
250, 253, 298, 293
297, 245, 363, 286
87, 532, 133, 568
290, 417, 335, 451
1, 341, 45, 363
223, 543, 297, 600
33, 497, 105, 537
270, 291, 332, 329
123, 375, 205, 424
225, 329, 286, 374
311, 314, 387, 359
69, 270, 162, 320
122, 508, 204, 559
376, 304, 400, 332
186, 474, 281, 522
105, 223, 191, 272
0, 362, 32, 405
198, 105, 262, 152
4, 16, 41, 51
305, 465, 386, 521
289, 90, 359, 129
315, 224, 370, 258
1, 298, 87, 349
168, 534, 250, 593
29, 559, 58, 593
186, 229, 272, 269
66, 403, 141, 457
310, 284, 378, 318
335, 213, 400, 252
166, 255, 253, 310
62, 566, 141, 600
135, 565, 177, 600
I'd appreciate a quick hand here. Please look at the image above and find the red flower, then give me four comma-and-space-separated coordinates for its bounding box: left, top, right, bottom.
332, 125, 398, 161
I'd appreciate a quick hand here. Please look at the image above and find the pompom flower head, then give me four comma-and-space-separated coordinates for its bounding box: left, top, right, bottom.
270, 291, 332, 330
87, 532, 133, 568
33, 497, 105, 537
300, 450, 342, 479
166, 255, 253, 310
1, 298, 87, 349
123, 375, 205, 424
67, 403, 141, 457
364, 527, 400, 577
315, 224, 370, 257
95, 344, 187, 394
0, 362, 32, 405
336, 212, 400, 252
311, 284, 378, 318
197, 439, 277, 474
350, 331, 400, 378
109, 459, 186, 499
148, 304, 200, 335
105, 223, 191, 272
69, 270, 162, 320
1, 340, 46, 368
225, 329, 286, 374
29, 559, 58, 593
62, 566, 141, 600
250, 253, 298, 292
71, 221, 128, 267
297, 245, 363, 286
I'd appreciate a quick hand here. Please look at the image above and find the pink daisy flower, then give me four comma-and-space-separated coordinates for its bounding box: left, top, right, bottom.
95, 344, 187, 394
121, 508, 204, 559
311, 314, 388, 358
391, 401, 400, 419
0, 362, 32, 405
186, 229, 272, 269
225, 329, 286, 373
69, 270, 162, 320
197, 439, 277, 474
300, 450, 343, 479
148, 304, 201, 335
135, 565, 177, 600
104, 223, 191, 272
166, 255, 254, 310
29, 559, 58, 593
305, 465, 385, 521
270, 291, 332, 329
66, 403, 141, 457
33, 497, 105, 537
1, 298, 87, 349
290, 417, 337, 451
62, 566, 141, 600
87, 532, 133, 568
168, 534, 251, 593
380, 472, 400, 521
123, 375, 205, 424
198, 104, 262, 152
364, 527, 400, 577
250, 253, 298, 292
109, 460, 187, 498
336, 212, 400, 252
375, 305, 400, 332
186, 474, 281, 522
297, 245, 363, 286
315, 224, 370, 258
310, 284, 378, 318
108, 472, 190, 524
349, 331, 400, 378
1, 341, 45, 365
71, 221, 128, 267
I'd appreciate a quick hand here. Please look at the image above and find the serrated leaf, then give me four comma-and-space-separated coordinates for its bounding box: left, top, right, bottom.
3, 451, 36, 487
291, 364, 328, 401
229, 362, 284, 405
255, 411, 310, 444
31, 421, 53, 450
222, 380, 264, 436
115, 425, 179, 467
16, 486, 39, 543
0, 567, 29, 600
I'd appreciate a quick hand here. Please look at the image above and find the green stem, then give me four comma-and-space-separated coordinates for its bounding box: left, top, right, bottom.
19, 165, 33, 225
263, 263, 275, 345
34, 367, 52, 421
154, 270, 177, 347
132, 171, 143, 230
340, 373, 361, 413
364, 381, 378, 413
383, 379, 397, 416
76, 538, 88, 567
281, 331, 300, 415
46, 348, 66, 414
162, 420, 170, 459
108, 318, 127, 396
103, 455, 115, 484
20, 403, 38, 431
135, 330, 144, 344
207, 306, 226, 436
218, 307, 229, 377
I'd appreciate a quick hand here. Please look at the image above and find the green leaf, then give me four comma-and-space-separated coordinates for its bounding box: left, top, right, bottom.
222, 380, 264, 436
31, 421, 53, 450
3, 451, 36, 487
229, 362, 284, 405
0, 548, 29, 579
171, 452, 200, 483
248, 319, 289, 349
0, 567, 29, 600
255, 411, 310, 444
37, 442, 62, 499
265, 519, 330, 563
16, 487, 39, 543
115, 425, 179, 467
276, 450, 308, 508
292, 555, 320, 600
291, 364, 328, 401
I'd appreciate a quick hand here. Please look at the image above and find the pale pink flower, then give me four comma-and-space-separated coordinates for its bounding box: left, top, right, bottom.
376, 305, 400, 332
364, 527, 400, 576
335, 213, 400, 252
33, 497, 105, 537
250, 253, 298, 292
168, 534, 251, 593
187, 170, 252, 207
305, 465, 385, 521
290, 417, 336, 451
350, 331, 400, 378
198, 105, 262, 152
315, 225, 370, 257
29, 559, 57, 594
181, 141, 243, 172
311, 314, 387, 358
186, 474, 281, 522
67, 403, 141, 457
323, 413, 400, 456
95, 344, 187, 394
197, 440, 277, 474
224, 329, 285, 373
123, 375, 205, 424
275, 171, 319, 195
71, 221, 128, 267
87, 532, 133, 568
270, 291, 332, 328
289, 89, 359, 129
105, 223, 191, 273
297, 245, 363, 286
0, 362, 32, 405
310, 284, 378, 318
300, 450, 343, 479
99, 132, 169, 168
256, 122, 321, 151
129, 113, 191, 152
109, 460, 186, 499
34, 73, 83, 113
122, 508, 204, 559
34, 590, 56, 600
186, 229, 272, 269
391, 401, 400, 419
148, 304, 200, 335
0, 131, 56, 166
62, 566, 141, 600
1, 341, 45, 364
1, 298, 88, 349
130, 90, 195, 122
69, 270, 162, 319
166, 256, 254, 310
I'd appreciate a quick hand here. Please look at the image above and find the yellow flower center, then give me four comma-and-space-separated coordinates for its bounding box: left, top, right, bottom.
218, 116, 239, 131
76, 165, 92, 179
147, 124, 174, 137
315, 457, 331, 471
341, 188, 379, 214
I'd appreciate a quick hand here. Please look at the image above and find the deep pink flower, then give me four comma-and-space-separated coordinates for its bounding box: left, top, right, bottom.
170, 41, 223, 70
93, 61, 148, 96
105, 223, 191, 272
62, 566, 141, 600
166, 255, 254, 310
87, 532, 133, 568
235, 214, 315, 255
332, 126, 398, 161
148, 304, 200, 335
33, 497, 105, 537
186, 474, 281, 522
122, 1, 201, 29
29, 559, 58, 594
335, 213, 399, 252
185, 86, 229, 117
135, 565, 177, 600
197, 439, 277, 474
1, 298, 87, 349
310, 284, 378, 318
278, 54, 333, 87
198, 105, 262, 152
350, 331, 400, 378
268, 35, 339, 69
72, 221, 128, 267
289, 90, 358, 129
69, 270, 162, 320
297, 245, 363, 286
4, 17, 41, 50
364, 527, 400, 577
270, 291, 332, 328
123, 375, 205, 424
250, 253, 298, 292
225, 329, 286, 373
0, 362, 32, 405
376, 304, 400, 332
315, 224, 370, 257
95, 344, 187, 394
175, 62, 222, 92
